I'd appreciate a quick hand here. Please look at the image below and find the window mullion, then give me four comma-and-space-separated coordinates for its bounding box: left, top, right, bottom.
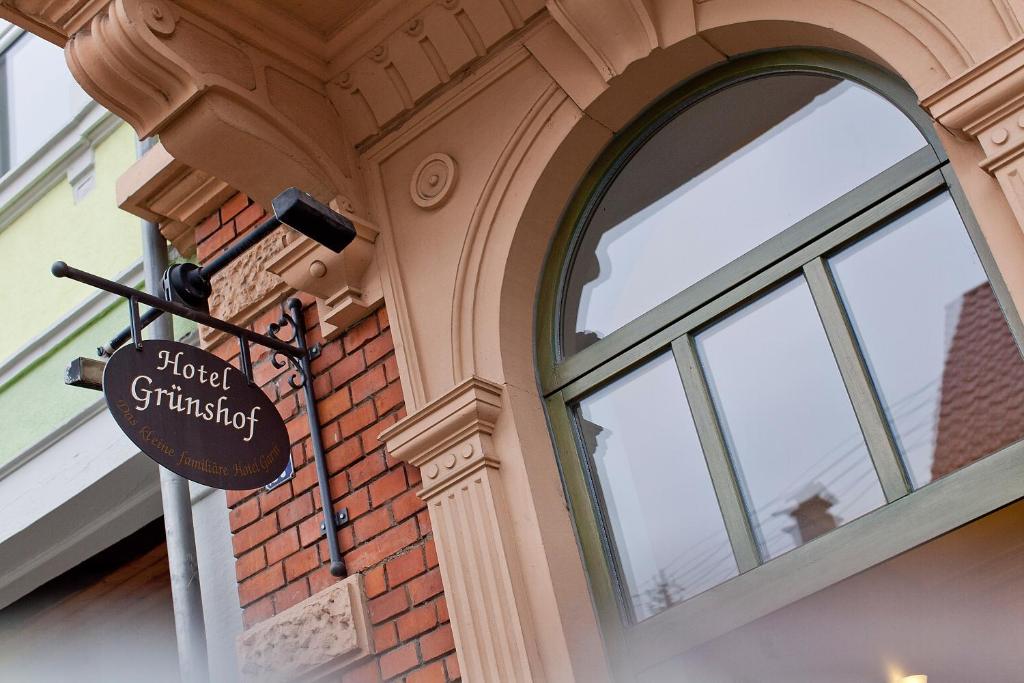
803, 257, 910, 502
671, 335, 760, 573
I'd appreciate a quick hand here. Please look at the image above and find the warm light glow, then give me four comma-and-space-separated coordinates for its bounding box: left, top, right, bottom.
901, 676, 928, 683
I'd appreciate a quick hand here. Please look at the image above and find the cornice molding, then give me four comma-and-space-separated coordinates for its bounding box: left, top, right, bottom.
924, 36, 1024, 137
382, 376, 503, 496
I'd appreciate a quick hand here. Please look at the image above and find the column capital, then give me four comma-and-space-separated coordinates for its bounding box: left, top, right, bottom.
382, 376, 503, 498
924, 37, 1024, 172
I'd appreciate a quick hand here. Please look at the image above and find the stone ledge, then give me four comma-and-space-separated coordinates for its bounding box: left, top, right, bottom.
236, 574, 373, 682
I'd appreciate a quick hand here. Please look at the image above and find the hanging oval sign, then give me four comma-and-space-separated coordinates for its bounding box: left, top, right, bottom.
103, 339, 290, 490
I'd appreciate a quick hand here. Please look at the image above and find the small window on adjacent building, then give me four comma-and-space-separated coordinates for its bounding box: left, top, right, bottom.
542, 54, 1024, 634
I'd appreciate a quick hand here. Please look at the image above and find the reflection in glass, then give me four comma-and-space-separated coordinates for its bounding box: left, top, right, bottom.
563, 74, 926, 355
575, 353, 736, 622
830, 193, 1024, 488
696, 279, 886, 560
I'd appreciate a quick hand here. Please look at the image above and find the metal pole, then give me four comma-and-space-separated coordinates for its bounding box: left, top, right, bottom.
138, 138, 210, 683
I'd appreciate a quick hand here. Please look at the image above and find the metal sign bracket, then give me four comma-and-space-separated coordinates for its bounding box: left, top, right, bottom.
53, 260, 350, 578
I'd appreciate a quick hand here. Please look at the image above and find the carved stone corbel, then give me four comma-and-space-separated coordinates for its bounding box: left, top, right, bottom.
925, 37, 1024, 230
267, 212, 383, 340
382, 377, 540, 682
47, 0, 367, 214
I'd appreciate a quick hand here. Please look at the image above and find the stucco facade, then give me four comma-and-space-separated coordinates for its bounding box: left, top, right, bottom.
6, 0, 1024, 680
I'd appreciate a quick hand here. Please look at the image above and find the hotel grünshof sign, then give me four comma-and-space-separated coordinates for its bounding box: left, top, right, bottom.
103, 339, 290, 490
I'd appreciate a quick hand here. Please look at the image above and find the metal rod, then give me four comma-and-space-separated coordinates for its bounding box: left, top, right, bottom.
51, 261, 303, 359
102, 306, 164, 356
238, 336, 254, 385
138, 185, 210, 683
100, 215, 283, 356
288, 297, 346, 577
199, 216, 281, 280
128, 296, 143, 350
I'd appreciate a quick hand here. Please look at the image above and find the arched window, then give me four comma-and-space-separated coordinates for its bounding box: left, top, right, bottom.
539, 51, 1024, 672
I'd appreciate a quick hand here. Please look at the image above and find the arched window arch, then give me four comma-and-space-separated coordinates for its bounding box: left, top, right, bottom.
538, 51, 1024, 674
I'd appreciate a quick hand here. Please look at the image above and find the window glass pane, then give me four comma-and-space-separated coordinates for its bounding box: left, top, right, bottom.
695, 278, 886, 560
5, 34, 90, 168
575, 353, 737, 622
563, 74, 926, 356
829, 193, 1024, 488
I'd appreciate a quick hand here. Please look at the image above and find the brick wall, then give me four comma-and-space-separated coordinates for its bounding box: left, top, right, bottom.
197, 193, 459, 682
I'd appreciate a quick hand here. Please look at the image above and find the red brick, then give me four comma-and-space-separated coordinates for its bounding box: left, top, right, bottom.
341, 401, 377, 435
298, 515, 323, 548
444, 654, 460, 681
406, 661, 445, 683
326, 437, 363, 475
406, 463, 422, 487
197, 222, 235, 260
354, 506, 392, 542
337, 487, 372, 521
374, 382, 405, 416
195, 211, 221, 243
392, 490, 426, 522
420, 624, 455, 662
373, 622, 398, 652
352, 365, 387, 404
424, 539, 438, 569
235, 201, 266, 232
232, 515, 277, 556
284, 545, 320, 581
416, 510, 432, 535
384, 356, 401, 384
342, 660, 382, 683
252, 358, 282, 387
265, 527, 300, 565
311, 340, 343, 375
369, 468, 407, 507
238, 564, 285, 605
396, 603, 437, 641
308, 565, 337, 594
368, 588, 409, 624
317, 386, 352, 423
344, 316, 380, 354
225, 487, 256, 507
360, 421, 390, 454
344, 520, 419, 573
229, 497, 260, 532
277, 493, 314, 528
377, 307, 390, 330
386, 548, 426, 587
364, 565, 387, 598
286, 415, 311, 444
436, 596, 449, 624
349, 451, 386, 489
261, 479, 293, 512
364, 329, 394, 365
274, 578, 311, 612
292, 462, 318, 494
408, 568, 443, 605
220, 192, 249, 221
379, 642, 418, 680
243, 596, 274, 628
236, 547, 266, 582
330, 352, 366, 387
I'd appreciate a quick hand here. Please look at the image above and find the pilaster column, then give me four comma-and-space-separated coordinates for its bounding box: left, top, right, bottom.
382, 377, 540, 682
925, 37, 1024, 228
